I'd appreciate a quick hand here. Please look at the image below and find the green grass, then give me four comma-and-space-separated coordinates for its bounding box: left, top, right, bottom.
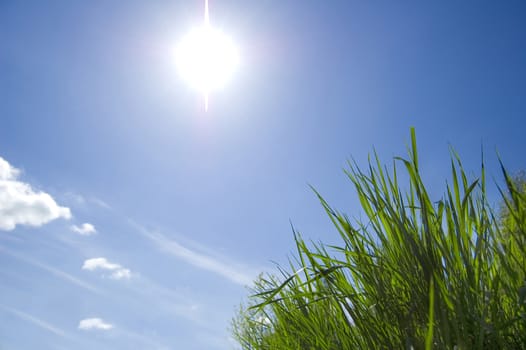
232, 129, 526, 349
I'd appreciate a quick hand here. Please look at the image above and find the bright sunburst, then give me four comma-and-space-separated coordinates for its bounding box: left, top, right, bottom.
175, 0, 239, 111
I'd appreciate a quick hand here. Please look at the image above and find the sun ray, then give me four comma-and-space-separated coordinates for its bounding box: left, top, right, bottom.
204, 0, 209, 110
205, 0, 209, 26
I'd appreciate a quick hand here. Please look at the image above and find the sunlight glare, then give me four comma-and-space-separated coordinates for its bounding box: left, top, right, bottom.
175, 25, 239, 108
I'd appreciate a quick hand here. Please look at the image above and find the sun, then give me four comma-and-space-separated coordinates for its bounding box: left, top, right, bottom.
175, 27, 238, 96
175, 0, 239, 111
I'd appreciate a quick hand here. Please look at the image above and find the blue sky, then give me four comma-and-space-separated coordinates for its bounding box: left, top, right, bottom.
1, 1, 526, 349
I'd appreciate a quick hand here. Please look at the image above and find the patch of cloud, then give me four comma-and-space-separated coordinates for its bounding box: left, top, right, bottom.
0, 156, 71, 231
70, 223, 97, 236
78, 318, 113, 331
82, 257, 131, 280
132, 223, 258, 286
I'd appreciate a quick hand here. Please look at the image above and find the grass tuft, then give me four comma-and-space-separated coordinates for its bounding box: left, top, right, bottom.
233, 128, 526, 350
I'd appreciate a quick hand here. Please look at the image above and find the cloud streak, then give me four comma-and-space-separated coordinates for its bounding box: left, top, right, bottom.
133, 224, 257, 286
0, 304, 67, 337
0, 246, 102, 294
82, 258, 131, 280
0, 156, 71, 231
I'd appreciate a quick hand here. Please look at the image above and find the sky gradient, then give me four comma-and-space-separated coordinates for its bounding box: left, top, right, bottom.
1, 1, 526, 349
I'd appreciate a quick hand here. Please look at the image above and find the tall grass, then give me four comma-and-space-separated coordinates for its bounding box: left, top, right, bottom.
233, 129, 526, 349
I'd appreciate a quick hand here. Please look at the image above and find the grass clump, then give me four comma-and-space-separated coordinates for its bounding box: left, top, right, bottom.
233, 129, 526, 349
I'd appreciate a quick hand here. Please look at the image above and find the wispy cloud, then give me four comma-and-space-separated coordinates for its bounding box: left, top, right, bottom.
82, 257, 131, 280
63, 192, 111, 210
78, 317, 113, 331
0, 304, 67, 337
0, 246, 102, 294
131, 276, 206, 324
70, 223, 97, 236
0, 156, 71, 231
63, 192, 86, 206
90, 197, 111, 210
116, 328, 169, 349
132, 223, 258, 286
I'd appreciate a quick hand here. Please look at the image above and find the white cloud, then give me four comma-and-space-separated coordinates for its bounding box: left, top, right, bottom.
0, 156, 71, 231
71, 223, 97, 236
82, 257, 131, 280
78, 318, 113, 331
